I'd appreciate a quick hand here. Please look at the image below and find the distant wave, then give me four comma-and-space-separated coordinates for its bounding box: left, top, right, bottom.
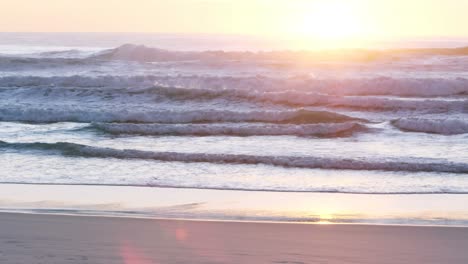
94, 44, 468, 62
0, 75, 151, 88
0, 57, 99, 71
6, 43, 468, 63
94, 44, 197, 62
149, 76, 468, 97
89, 122, 366, 137
1, 141, 467, 173
392, 118, 468, 135
35, 49, 97, 58
2, 84, 466, 112
120, 86, 468, 112
0, 108, 360, 124
0, 47, 104, 58
1, 75, 467, 97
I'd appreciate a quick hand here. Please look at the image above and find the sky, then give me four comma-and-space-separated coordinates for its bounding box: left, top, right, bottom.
1, 0, 468, 42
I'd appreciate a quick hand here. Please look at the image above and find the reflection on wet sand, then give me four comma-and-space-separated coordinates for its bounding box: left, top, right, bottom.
0, 183, 467, 226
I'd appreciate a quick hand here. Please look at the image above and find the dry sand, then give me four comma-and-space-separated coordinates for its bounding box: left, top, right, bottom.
0, 213, 467, 264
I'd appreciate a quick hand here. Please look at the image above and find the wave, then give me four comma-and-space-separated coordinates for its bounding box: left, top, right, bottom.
0, 57, 99, 71
2, 84, 466, 113
0, 75, 155, 88
128, 86, 468, 112
89, 122, 366, 137
35, 49, 99, 59
95, 44, 468, 62
0, 47, 103, 70
0, 108, 360, 124
5, 43, 468, 64
392, 118, 468, 135
150, 75, 468, 97
1, 75, 467, 97
1, 141, 467, 173
94, 44, 198, 62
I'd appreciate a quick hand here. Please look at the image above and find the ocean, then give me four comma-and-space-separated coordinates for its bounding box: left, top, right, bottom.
0, 33, 467, 225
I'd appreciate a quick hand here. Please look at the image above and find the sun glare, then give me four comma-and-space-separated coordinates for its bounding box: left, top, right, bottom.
287, 1, 369, 47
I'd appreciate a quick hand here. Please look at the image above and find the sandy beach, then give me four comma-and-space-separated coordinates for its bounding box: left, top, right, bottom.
0, 212, 467, 264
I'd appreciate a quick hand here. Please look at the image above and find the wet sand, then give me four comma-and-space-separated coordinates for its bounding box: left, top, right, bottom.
1, 212, 467, 264
1, 184, 468, 226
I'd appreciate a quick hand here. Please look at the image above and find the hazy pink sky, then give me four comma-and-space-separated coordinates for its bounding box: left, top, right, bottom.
2, 0, 468, 40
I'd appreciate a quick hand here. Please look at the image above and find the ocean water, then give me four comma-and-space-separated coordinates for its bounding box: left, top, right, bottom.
0, 33, 467, 225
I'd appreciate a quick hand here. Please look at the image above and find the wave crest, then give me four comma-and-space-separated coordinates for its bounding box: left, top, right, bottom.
90, 122, 366, 137
95, 44, 468, 62
0, 108, 360, 124
1, 75, 467, 97
392, 118, 468, 135
1, 141, 466, 173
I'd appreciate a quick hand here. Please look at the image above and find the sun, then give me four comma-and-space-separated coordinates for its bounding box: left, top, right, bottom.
288, 1, 368, 45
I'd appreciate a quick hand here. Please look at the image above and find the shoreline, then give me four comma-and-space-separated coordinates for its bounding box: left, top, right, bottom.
1, 212, 468, 264
2, 210, 468, 229
0, 183, 467, 227
2, 181, 468, 195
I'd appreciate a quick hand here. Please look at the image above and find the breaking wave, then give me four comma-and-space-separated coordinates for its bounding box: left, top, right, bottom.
0, 108, 360, 124
0, 57, 99, 71
94, 43, 468, 62
1, 141, 466, 173
392, 118, 468, 135
118, 86, 468, 112
1, 79, 467, 114
89, 122, 366, 137
0, 75, 153, 88
1, 75, 467, 97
